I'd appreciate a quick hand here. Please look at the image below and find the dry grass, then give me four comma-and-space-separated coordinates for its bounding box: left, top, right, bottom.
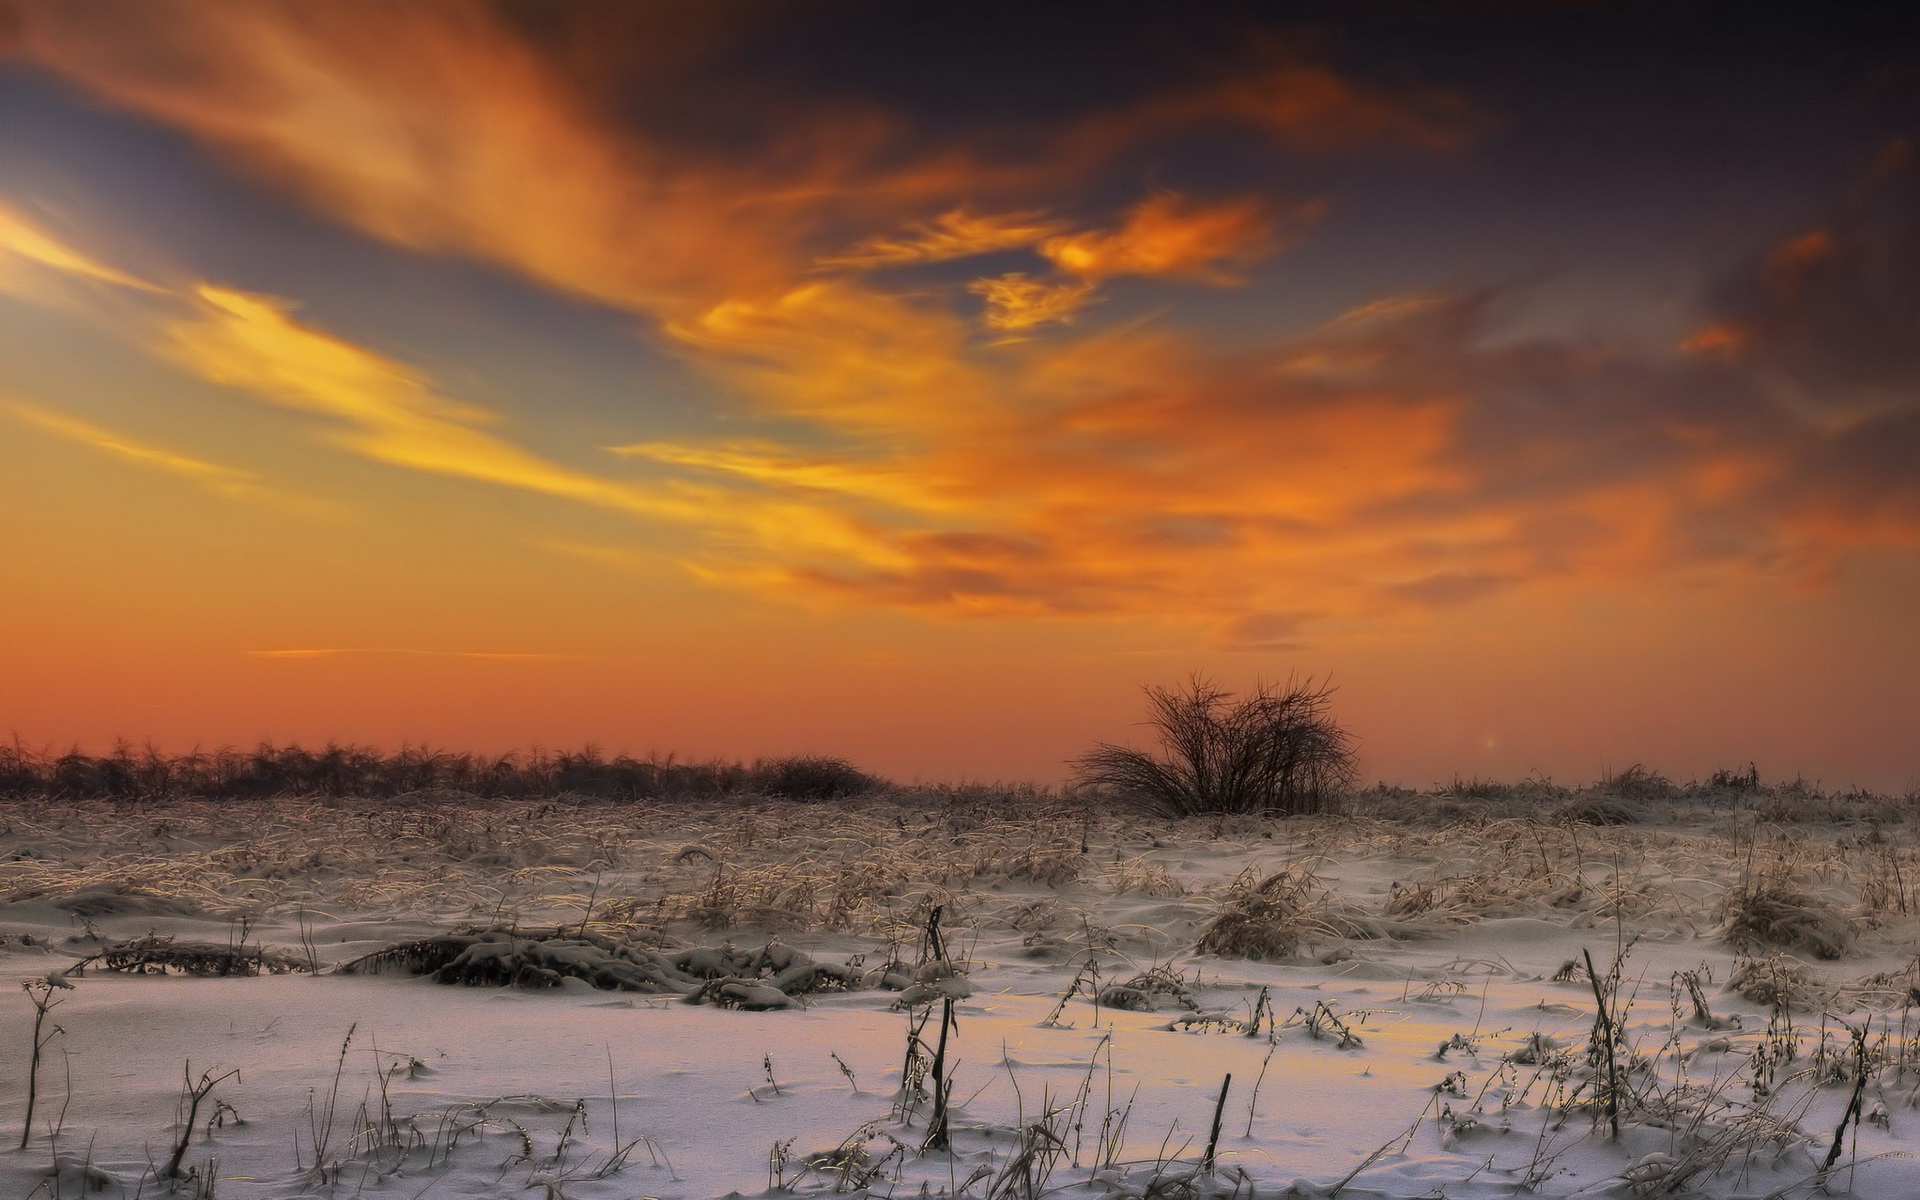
82, 934, 310, 977
338, 927, 862, 1001
1720, 877, 1855, 960
1, 779, 1913, 963
1195, 866, 1377, 960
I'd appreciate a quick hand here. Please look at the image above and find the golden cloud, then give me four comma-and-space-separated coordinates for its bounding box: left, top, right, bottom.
819, 208, 1066, 269
4, 399, 291, 506
8, 3, 1470, 322
8, 0, 1909, 647
0, 199, 163, 300
1041, 194, 1296, 282
160, 285, 678, 516
968, 273, 1100, 333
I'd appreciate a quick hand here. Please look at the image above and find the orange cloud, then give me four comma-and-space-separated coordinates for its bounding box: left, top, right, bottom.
1041, 194, 1299, 282
665, 281, 986, 436
7, 4, 1465, 325
4, 399, 300, 508
1069, 55, 1489, 161
1198, 59, 1487, 153
968, 273, 1100, 333
1763, 229, 1835, 300
5, 1, 823, 318
10, 0, 1910, 654
819, 208, 1065, 269
1679, 322, 1748, 356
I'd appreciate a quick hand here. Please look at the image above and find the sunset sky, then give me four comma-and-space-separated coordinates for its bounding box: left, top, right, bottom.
2, 2, 1917, 789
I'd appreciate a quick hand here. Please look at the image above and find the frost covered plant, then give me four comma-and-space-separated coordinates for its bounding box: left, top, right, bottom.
18, 972, 72, 1150
752, 756, 881, 801
1719, 877, 1854, 960
1073, 676, 1355, 817
1196, 867, 1372, 961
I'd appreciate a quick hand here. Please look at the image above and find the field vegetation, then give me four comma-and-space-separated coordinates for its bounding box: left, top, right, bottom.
3, 735, 1919, 1198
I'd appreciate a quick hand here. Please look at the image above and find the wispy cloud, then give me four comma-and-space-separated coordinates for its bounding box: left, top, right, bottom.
5, 4, 1476, 320
819, 208, 1065, 269
1040, 194, 1304, 283
968, 274, 1100, 334
0, 200, 163, 297
6, 0, 1913, 650
159, 285, 686, 517
3, 399, 311, 510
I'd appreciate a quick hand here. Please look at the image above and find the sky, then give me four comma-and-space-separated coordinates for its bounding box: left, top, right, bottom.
2, 1, 1917, 790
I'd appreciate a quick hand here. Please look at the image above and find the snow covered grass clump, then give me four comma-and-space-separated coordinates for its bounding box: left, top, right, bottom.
1721, 876, 1856, 959
1194, 867, 1377, 960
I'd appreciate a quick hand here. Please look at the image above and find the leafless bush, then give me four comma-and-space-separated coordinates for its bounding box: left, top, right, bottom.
752, 756, 882, 801
1072, 676, 1356, 817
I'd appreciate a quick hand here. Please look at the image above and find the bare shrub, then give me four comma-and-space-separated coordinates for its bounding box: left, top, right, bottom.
753, 756, 881, 802
1073, 676, 1355, 818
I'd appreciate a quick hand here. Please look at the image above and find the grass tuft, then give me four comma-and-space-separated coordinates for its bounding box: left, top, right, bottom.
1073, 676, 1355, 818
1196, 867, 1372, 960
1719, 879, 1854, 960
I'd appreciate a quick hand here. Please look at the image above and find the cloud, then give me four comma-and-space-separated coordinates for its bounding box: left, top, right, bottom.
4, 399, 301, 507
7, 3, 1474, 322
1069, 53, 1490, 161
1192, 58, 1489, 153
819, 208, 1065, 269
5, 0, 813, 318
1040, 194, 1303, 283
968, 273, 1100, 333
0, 204, 918, 575
664, 281, 986, 436
1695, 161, 1920, 423
9, 1, 1914, 645
640, 276, 1920, 632
0, 199, 164, 301
160, 285, 680, 517
0, 197, 732, 530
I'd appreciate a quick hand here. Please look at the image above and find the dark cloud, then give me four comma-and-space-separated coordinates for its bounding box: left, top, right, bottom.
1702, 156, 1920, 421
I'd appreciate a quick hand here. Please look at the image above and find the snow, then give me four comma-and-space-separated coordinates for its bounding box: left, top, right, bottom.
3, 791, 1918, 1198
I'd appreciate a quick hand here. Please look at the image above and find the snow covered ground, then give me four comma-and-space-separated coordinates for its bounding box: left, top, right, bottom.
3, 786, 1919, 1199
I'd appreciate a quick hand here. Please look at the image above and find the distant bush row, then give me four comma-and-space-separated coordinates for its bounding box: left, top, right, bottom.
0, 741, 882, 803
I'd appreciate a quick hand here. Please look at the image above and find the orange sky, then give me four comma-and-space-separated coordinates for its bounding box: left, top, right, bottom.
2, 2, 1917, 789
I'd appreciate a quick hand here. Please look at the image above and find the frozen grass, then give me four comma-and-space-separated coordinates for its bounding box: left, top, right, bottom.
337, 928, 864, 1002
5, 773, 1920, 1197
1194, 866, 1378, 960
2, 776, 1917, 951
1721, 877, 1856, 960
80, 935, 311, 977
